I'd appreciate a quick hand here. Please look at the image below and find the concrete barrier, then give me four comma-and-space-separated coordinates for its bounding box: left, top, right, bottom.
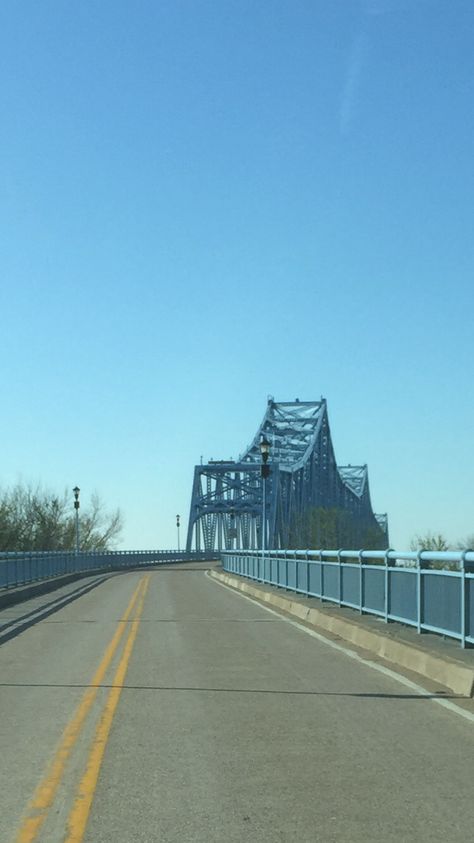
210, 570, 474, 698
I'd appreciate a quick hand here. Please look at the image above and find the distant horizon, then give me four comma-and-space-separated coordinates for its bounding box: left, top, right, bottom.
1, 389, 469, 553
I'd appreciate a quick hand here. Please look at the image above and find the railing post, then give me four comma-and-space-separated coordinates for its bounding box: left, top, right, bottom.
384, 550, 390, 624
461, 551, 467, 649
306, 550, 310, 596
337, 550, 342, 606
417, 551, 423, 634
359, 550, 363, 614
320, 550, 324, 603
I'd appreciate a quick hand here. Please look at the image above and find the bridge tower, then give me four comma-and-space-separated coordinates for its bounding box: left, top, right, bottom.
186, 398, 388, 552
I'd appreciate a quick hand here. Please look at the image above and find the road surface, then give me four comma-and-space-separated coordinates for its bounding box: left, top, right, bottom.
1, 564, 473, 842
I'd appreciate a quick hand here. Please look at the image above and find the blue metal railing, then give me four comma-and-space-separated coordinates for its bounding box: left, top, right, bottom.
221, 549, 474, 649
0, 549, 216, 591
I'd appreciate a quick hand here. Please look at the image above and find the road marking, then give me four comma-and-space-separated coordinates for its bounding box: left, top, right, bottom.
207, 572, 474, 725
14, 576, 146, 843
65, 575, 150, 843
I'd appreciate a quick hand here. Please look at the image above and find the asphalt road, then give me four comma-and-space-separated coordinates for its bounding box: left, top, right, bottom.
1, 564, 473, 843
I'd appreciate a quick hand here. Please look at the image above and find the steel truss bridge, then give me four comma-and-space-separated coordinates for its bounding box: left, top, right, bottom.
186, 398, 388, 553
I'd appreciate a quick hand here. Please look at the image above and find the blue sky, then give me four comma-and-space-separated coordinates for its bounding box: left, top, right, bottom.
1, 0, 473, 550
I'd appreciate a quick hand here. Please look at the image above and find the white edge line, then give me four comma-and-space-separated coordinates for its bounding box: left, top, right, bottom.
205, 571, 474, 725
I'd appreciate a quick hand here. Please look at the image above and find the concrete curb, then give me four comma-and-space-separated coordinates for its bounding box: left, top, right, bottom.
210, 570, 474, 698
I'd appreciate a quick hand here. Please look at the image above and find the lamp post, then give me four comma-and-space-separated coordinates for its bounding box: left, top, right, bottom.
176, 514, 181, 552
259, 435, 271, 579
73, 486, 80, 554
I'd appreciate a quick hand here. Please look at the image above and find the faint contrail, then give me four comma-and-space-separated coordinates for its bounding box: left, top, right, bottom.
339, 0, 403, 135
339, 25, 370, 136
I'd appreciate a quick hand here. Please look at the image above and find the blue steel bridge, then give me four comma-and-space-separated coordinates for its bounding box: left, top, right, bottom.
3, 411, 474, 843
186, 398, 388, 553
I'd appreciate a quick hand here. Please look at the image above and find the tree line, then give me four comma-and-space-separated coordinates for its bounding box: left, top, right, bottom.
288, 506, 387, 551
0, 484, 123, 552
286, 507, 473, 553
410, 533, 474, 551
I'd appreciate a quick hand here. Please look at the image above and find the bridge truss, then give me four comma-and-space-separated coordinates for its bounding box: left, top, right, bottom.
186, 398, 388, 552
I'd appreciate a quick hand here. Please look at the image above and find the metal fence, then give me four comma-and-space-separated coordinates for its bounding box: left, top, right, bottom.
222, 549, 474, 649
0, 549, 216, 590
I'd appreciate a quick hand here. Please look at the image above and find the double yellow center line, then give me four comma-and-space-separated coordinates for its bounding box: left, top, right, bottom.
15, 574, 149, 843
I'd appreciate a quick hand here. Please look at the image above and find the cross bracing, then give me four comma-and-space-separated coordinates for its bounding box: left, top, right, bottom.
186, 398, 388, 552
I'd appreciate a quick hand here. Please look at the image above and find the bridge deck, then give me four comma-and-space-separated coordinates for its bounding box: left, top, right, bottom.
1, 564, 474, 842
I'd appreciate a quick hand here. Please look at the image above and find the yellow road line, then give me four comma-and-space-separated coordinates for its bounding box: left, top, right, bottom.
14, 576, 146, 843
65, 575, 150, 843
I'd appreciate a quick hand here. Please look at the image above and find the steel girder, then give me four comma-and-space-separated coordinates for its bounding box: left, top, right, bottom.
186, 398, 388, 552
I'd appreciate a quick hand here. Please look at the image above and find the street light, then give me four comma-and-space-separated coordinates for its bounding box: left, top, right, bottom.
259, 436, 271, 577
73, 486, 80, 554
176, 514, 181, 552
260, 435, 271, 466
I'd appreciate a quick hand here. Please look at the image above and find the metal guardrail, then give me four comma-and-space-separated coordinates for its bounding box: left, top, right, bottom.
0, 550, 216, 591
221, 549, 474, 649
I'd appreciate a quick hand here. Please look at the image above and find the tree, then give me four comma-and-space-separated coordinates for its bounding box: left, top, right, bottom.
409, 532, 455, 570
455, 534, 474, 551
0, 484, 123, 551
410, 533, 450, 551
76, 494, 124, 550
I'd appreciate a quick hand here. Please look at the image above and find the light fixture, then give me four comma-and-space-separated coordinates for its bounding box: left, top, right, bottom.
259, 436, 271, 462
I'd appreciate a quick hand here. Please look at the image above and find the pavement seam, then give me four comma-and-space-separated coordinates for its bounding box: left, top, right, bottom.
0, 577, 111, 644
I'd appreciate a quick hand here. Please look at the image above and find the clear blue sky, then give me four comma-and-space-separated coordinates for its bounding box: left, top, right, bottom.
1, 0, 473, 550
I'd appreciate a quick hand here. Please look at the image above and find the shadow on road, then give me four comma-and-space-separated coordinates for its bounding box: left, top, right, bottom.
0, 681, 459, 700
0, 575, 114, 646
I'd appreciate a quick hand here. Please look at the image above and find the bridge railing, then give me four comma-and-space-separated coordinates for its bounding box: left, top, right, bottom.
0, 550, 216, 591
221, 549, 474, 649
